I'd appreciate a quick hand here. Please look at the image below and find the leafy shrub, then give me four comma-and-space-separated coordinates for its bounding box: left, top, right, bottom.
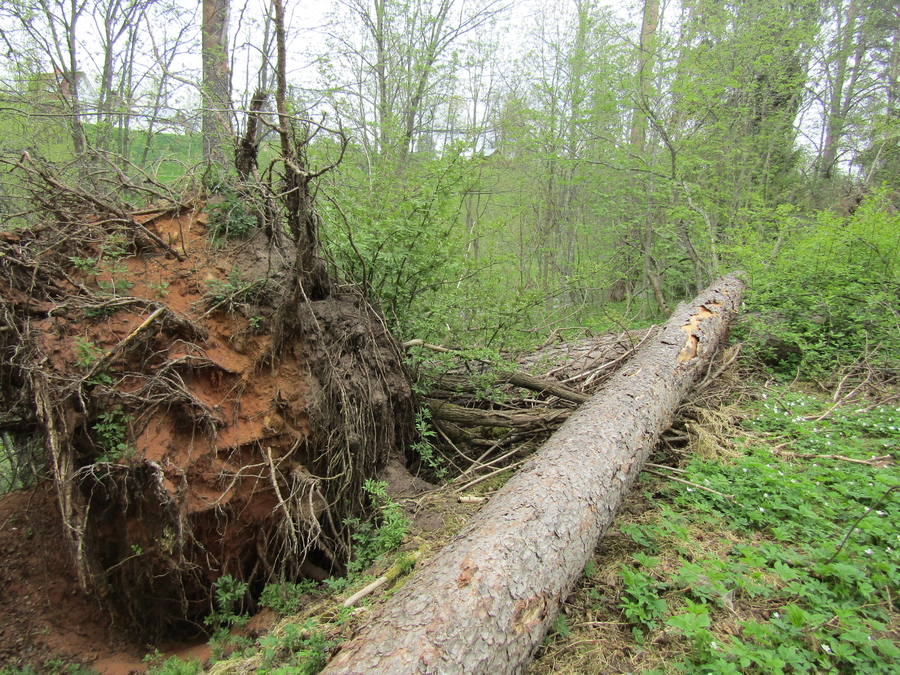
144, 655, 202, 675
205, 574, 249, 646
92, 408, 130, 462
733, 191, 900, 377
619, 563, 668, 638
260, 579, 320, 616
258, 619, 335, 674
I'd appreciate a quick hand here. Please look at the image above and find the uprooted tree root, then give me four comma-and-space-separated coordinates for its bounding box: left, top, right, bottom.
0, 154, 414, 638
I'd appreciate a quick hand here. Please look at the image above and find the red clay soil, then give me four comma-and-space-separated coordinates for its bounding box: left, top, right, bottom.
0, 483, 211, 673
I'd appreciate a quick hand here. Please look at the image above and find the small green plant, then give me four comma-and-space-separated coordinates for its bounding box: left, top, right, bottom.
70, 256, 100, 275
207, 193, 256, 241
550, 613, 571, 639
142, 652, 202, 675
74, 337, 104, 369
92, 407, 130, 462
258, 619, 335, 674
98, 260, 134, 295
619, 564, 668, 640
345, 479, 410, 574
666, 599, 715, 664
149, 279, 170, 298
248, 315, 264, 332
260, 579, 320, 616
204, 268, 261, 310
411, 408, 446, 479
205, 574, 249, 640
621, 522, 661, 555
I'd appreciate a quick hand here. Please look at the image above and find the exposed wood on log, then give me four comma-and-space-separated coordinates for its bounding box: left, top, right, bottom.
320, 273, 745, 675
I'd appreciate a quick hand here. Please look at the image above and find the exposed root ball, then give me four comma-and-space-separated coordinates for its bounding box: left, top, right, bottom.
0, 194, 413, 637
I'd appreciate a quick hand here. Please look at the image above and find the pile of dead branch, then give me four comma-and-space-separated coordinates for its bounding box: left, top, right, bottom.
403, 330, 656, 484
406, 332, 750, 492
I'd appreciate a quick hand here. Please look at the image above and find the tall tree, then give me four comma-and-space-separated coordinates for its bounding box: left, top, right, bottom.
202, 0, 233, 167
1, 0, 90, 154
326, 0, 505, 163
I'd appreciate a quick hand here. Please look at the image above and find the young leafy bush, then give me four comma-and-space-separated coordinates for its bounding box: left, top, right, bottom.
619, 563, 668, 640
345, 479, 409, 574
733, 191, 900, 377
319, 149, 470, 337
259, 579, 320, 616
207, 192, 256, 241
258, 619, 335, 675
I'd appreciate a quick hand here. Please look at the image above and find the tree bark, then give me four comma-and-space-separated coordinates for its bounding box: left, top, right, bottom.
321, 273, 746, 675
201, 0, 232, 167
426, 399, 572, 429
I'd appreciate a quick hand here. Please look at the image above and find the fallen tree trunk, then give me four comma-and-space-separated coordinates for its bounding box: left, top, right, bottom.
321, 273, 746, 675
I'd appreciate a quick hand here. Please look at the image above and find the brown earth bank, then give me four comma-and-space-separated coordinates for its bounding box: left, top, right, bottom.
0, 195, 416, 669
0, 482, 212, 674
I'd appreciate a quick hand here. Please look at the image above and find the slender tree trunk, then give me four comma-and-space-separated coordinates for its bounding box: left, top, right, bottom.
321, 273, 746, 675
202, 0, 233, 167
631, 0, 664, 314
64, 0, 86, 155
642, 210, 669, 314
819, 0, 860, 178
630, 0, 659, 151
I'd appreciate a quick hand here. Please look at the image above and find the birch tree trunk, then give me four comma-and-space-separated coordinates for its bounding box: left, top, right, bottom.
321, 273, 746, 675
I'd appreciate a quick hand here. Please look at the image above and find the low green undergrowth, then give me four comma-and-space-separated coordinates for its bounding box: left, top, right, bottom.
161, 479, 413, 674
535, 383, 900, 675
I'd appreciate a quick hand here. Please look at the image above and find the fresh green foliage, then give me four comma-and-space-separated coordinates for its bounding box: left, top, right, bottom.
0, 431, 41, 495
149, 279, 170, 298
257, 619, 335, 674
205, 574, 249, 648
0, 660, 97, 675
344, 479, 410, 575
248, 315, 264, 333
259, 579, 321, 616
91, 408, 130, 462
74, 337, 104, 369
590, 386, 900, 674
733, 191, 900, 377
203, 268, 263, 310
411, 408, 446, 480
319, 149, 472, 337
97, 260, 134, 295
70, 256, 100, 276
207, 192, 256, 241
619, 563, 669, 639
142, 652, 202, 675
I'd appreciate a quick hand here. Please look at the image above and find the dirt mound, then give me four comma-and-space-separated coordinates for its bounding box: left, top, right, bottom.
0, 182, 415, 647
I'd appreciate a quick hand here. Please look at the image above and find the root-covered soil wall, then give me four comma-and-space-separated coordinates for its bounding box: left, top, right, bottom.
0, 177, 414, 637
